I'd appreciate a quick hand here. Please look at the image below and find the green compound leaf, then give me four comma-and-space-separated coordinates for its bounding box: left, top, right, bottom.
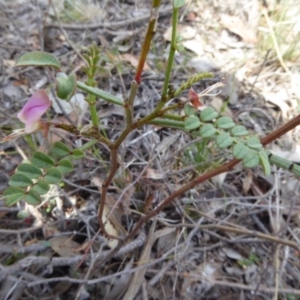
216, 116, 235, 129
17, 163, 42, 179
199, 124, 216, 138
32, 179, 50, 195
247, 136, 263, 150
16, 51, 61, 70
184, 104, 197, 116
242, 150, 260, 168
233, 143, 249, 159
231, 125, 249, 137
259, 150, 271, 176
216, 132, 233, 148
200, 107, 218, 122
44, 167, 62, 184
57, 159, 74, 173
51, 141, 70, 156
56, 72, 77, 101
31, 152, 55, 169
3, 187, 26, 206
9, 173, 33, 187
174, 0, 185, 8
184, 115, 201, 131
71, 149, 84, 160
25, 189, 41, 205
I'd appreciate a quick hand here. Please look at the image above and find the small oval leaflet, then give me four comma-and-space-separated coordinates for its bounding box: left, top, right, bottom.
200, 107, 218, 122
32, 179, 50, 195
200, 124, 216, 138
16, 51, 61, 70
246, 136, 262, 150
184, 115, 201, 131
3, 186, 25, 197
25, 189, 41, 205
216, 116, 235, 129
3, 187, 26, 206
216, 132, 233, 148
31, 152, 55, 169
242, 150, 260, 168
71, 149, 84, 160
233, 143, 249, 160
44, 168, 62, 184
6, 193, 26, 206
17, 163, 42, 179
184, 103, 197, 116
57, 159, 74, 173
51, 141, 70, 157
9, 173, 33, 187
231, 125, 249, 137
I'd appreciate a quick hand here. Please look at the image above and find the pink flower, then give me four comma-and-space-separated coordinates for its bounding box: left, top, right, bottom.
17, 89, 51, 133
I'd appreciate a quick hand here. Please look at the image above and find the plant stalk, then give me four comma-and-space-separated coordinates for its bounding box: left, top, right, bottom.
77, 81, 123, 106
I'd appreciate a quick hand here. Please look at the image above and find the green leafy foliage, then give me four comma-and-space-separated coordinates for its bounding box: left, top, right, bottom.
82, 43, 101, 77
246, 136, 263, 150
233, 143, 249, 160
184, 115, 201, 131
32, 180, 50, 195
182, 105, 275, 174
200, 107, 218, 122
56, 72, 77, 101
3, 142, 80, 206
216, 116, 235, 129
16, 51, 61, 69
3, 187, 26, 206
17, 163, 42, 179
9, 173, 33, 187
71, 149, 84, 160
259, 151, 271, 176
31, 152, 55, 169
199, 124, 216, 138
25, 190, 41, 205
44, 168, 62, 184
231, 125, 249, 137
51, 141, 70, 157
242, 150, 260, 168
216, 132, 233, 148
174, 72, 213, 97
184, 104, 196, 116
57, 159, 74, 173
174, 0, 185, 8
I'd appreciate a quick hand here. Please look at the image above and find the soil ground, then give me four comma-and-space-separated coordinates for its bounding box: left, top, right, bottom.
1, 1, 300, 299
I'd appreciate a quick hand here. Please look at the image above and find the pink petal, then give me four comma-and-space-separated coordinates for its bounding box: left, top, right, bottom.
17, 90, 51, 133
